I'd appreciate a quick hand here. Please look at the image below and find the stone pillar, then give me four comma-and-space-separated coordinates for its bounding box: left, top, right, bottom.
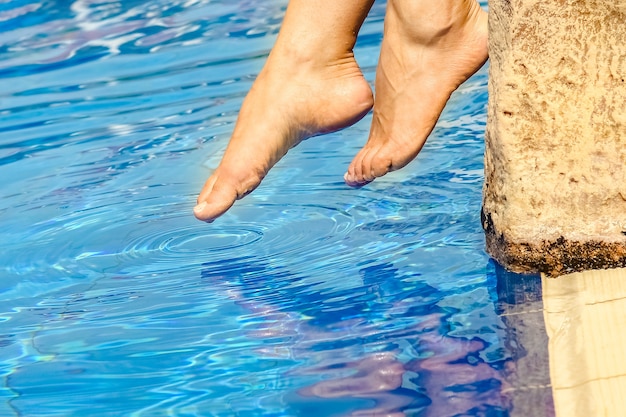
483, 0, 626, 276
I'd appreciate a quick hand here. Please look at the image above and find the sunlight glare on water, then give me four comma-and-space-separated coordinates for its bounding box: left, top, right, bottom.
0, 1, 534, 416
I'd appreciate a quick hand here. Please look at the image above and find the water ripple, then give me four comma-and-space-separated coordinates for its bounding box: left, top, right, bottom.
120, 223, 264, 261
0, 1, 516, 416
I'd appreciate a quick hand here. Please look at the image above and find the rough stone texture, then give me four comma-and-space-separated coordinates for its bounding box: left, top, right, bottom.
483, 0, 626, 276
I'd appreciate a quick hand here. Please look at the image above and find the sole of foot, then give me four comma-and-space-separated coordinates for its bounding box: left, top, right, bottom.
344, 1, 488, 186
194, 53, 374, 222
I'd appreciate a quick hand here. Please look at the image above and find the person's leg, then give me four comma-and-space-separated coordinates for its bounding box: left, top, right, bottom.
344, 0, 488, 186
194, 0, 375, 222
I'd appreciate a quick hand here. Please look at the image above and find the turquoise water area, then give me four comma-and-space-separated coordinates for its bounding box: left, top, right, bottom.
0, 0, 526, 416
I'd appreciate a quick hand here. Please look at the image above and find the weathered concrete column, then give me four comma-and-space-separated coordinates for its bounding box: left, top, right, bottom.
483, 0, 626, 276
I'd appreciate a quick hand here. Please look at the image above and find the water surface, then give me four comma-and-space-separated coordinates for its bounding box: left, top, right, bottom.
0, 1, 531, 416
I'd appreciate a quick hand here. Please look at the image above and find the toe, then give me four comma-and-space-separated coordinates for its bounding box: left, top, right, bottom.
359, 146, 381, 183
369, 147, 397, 178
345, 149, 372, 187
345, 144, 392, 187
194, 168, 265, 222
193, 173, 239, 222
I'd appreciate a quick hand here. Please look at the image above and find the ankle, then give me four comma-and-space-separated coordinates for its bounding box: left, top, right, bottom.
271, 31, 357, 69
387, 0, 484, 45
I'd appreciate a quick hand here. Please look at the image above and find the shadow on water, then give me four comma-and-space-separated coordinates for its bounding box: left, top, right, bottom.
198, 259, 561, 416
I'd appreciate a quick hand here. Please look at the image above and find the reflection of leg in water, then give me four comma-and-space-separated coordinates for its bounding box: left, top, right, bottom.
407, 329, 513, 417
194, 0, 375, 222
299, 353, 423, 417
344, 0, 488, 186
202, 261, 511, 416
298, 313, 512, 417
299, 353, 404, 397
295, 315, 437, 417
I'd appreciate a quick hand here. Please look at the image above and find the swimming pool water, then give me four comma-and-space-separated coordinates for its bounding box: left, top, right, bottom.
0, 0, 538, 416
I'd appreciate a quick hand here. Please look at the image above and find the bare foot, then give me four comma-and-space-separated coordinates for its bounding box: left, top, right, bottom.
194, 47, 373, 221
344, 0, 488, 186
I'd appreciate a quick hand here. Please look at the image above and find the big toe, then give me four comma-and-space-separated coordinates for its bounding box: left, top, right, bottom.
193, 174, 241, 222
344, 146, 396, 187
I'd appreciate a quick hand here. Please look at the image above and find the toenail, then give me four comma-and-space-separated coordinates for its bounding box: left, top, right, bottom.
194, 201, 207, 213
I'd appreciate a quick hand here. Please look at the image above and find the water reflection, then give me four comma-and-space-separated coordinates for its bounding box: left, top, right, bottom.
300, 314, 511, 417
202, 261, 516, 416
495, 264, 555, 417
0, 0, 517, 415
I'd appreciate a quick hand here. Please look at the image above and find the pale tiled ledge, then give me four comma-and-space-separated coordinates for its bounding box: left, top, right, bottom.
543, 268, 626, 417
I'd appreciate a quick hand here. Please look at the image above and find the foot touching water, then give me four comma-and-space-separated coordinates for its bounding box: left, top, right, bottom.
193, 50, 373, 222
194, 0, 488, 221
194, 0, 376, 222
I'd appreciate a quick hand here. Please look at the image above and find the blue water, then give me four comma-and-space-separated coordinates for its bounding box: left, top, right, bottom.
0, 1, 524, 416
